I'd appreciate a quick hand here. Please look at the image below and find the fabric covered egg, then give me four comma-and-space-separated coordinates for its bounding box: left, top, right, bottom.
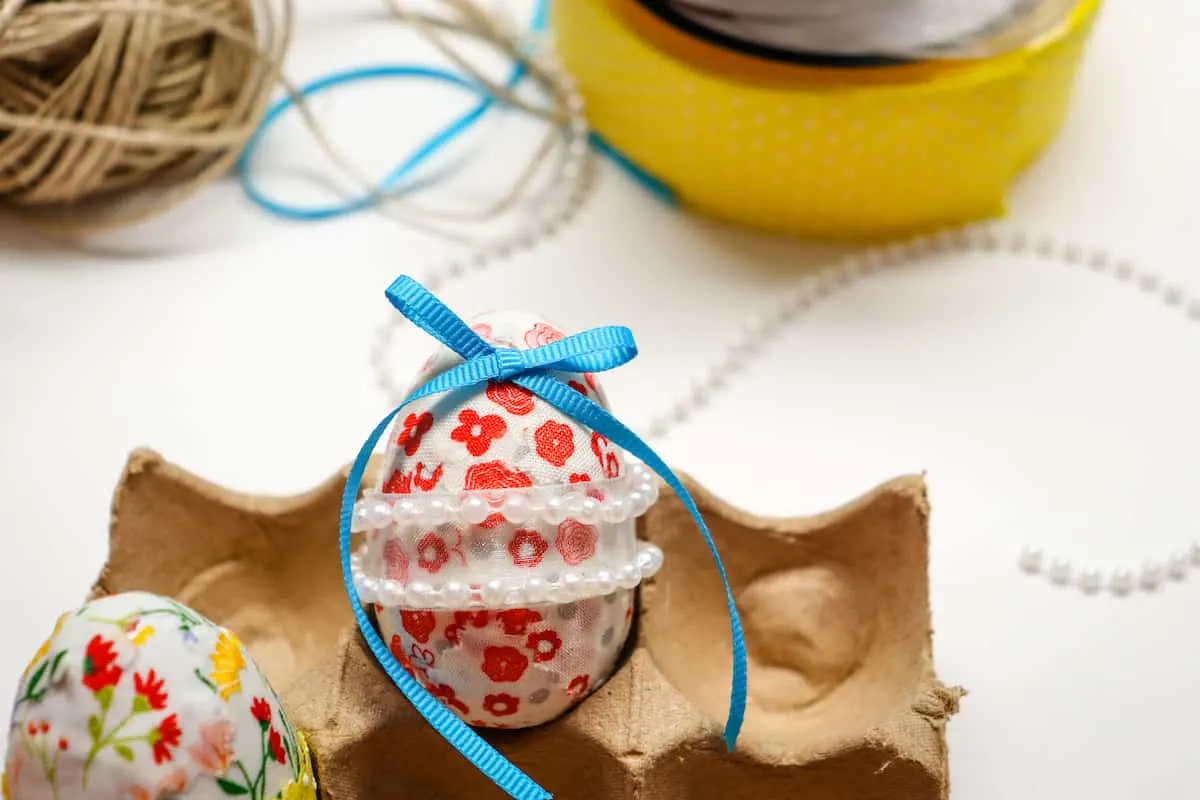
350, 310, 663, 728
3, 592, 316, 800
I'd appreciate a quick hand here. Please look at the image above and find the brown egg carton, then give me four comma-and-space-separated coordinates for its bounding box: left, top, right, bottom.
91, 448, 963, 799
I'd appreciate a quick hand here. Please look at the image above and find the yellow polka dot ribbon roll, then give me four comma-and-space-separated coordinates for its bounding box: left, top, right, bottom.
553, 0, 1103, 240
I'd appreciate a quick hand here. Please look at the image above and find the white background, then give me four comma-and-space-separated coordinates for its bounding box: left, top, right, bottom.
1, 0, 1198, 797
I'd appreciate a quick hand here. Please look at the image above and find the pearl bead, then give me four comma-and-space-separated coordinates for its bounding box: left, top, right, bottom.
1048, 559, 1072, 586
421, 499, 451, 527
591, 569, 616, 595
525, 578, 548, 604
546, 577, 572, 604
442, 581, 469, 607
504, 586, 527, 606
1077, 569, 1102, 594
563, 572, 584, 596
1018, 547, 1043, 574
351, 505, 372, 533
501, 493, 532, 524
602, 498, 628, 524
1109, 571, 1135, 595
365, 502, 391, 529
462, 496, 490, 525
359, 576, 380, 596
628, 491, 650, 518
1140, 561, 1165, 590
1167, 552, 1190, 580
577, 498, 601, 525
379, 580, 405, 606
481, 579, 506, 606
407, 582, 434, 607
636, 544, 665, 577
391, 500, 418, 527
616, 563, 641, 589
543, 496, 570, 525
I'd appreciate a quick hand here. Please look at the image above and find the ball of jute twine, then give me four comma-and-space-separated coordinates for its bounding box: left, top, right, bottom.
0, 0, 290, 234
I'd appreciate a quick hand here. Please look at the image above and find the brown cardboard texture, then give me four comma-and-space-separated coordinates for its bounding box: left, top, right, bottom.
92, 448, 962, 799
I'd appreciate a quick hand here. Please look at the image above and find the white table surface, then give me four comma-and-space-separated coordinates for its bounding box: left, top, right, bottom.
2, 0, 1198, 797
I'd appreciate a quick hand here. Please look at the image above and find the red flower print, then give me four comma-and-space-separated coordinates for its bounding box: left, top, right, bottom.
383, 469, 412, 494
251, 697, 272, 726
268, 727, 287, 765
429, 683, 469, 715
410, 643, 436, 670
472, 322, 493, 339
383, 539, 410, 583
591, 432, 621, 479
412, 462, 444, 492
483, 693, 520, 718
526, 630, 562, 663
568, 380, 589, 396
451, 409, 507, 457
486, 381, 535, 416
416, 533, 449, 573
555, 520, 598, 566
481, 646, 529, 683
133, 670, 168, 711
524, 322, 565, 348
446, 610, 489, 645
396, 412, 434, 456
465, 461, 533, 491
508, 529, 549, 568
566, 675, 590, 699
152, 714, 182, 765
401, 610, 437, 644
38, 722, 48, 733
57, 738, 68, 751
569, 473, 591, 483
496, 608, 544, 636
390, 636, 428, 683
584, 373, 599, 393
534, 421, 575, 467
82, 635, 122, 693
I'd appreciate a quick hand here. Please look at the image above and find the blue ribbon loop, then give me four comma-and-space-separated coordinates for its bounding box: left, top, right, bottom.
339, 276, 746, 800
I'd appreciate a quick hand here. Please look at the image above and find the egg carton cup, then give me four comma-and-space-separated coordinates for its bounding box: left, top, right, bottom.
89, 448, 962, 799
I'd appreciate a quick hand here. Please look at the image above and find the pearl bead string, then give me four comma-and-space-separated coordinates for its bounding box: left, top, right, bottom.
634, 223, 1200, 597
351, 540, 665, 609
352, 461, 660, 532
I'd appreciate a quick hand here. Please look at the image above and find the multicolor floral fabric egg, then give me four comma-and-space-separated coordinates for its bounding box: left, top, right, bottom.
3, 592, 316, 800
350, 310, 664, 728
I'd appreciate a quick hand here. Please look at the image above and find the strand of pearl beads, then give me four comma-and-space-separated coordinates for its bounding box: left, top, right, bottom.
632, 223, 1200, 598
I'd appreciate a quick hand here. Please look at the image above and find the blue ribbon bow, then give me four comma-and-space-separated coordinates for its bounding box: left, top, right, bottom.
339, 276, 746, 800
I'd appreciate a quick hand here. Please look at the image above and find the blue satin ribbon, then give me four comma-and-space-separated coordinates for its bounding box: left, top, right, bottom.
339, 276, 746, 800
234, 0, 677, 221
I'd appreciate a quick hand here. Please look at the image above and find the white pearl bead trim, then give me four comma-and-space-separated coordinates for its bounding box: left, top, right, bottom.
351, 461, 660, 532
622, 223, 1200, 599
352, 541, 665, 609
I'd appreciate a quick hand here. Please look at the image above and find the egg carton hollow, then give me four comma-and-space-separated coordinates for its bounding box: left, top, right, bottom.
90, 448, 963, 800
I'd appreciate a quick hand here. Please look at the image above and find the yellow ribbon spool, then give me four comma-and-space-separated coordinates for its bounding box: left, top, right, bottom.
554, 0, 1103, 239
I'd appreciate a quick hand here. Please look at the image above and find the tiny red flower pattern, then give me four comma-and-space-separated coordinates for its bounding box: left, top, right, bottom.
483, 693, 520, 718
496, 608, 544, 636
416, 533, 449, 573
410, 643, 436, 670
526, 630, 562, 663
534, 421, 575, 467
508, 529, 549, 568
396, 412, 434, 456
382, 539, 409, 583
429, 683, 469, 715
472, 322, 493, 339
412, 462, 444, 492
481, 646, 529, 683
524, 322, 565, 348
268, 727, 287, 765
390, 636, 428, 683
584, 373, 599, 393
152, 714, 182, 765
591, 432, 622, 479
401, 610, 437, 644
133, 670, 168, 711
569, 473, 591, 483
445, 610, 489, 646
555, 520, 598, 566
566, 675, 590, 699
82, 635, 122, 693
486, 381, 535, 416
382, 469, 411, 494
251, 697, 272, 726
451, 409, 507, 457
567, 380, 589, 396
